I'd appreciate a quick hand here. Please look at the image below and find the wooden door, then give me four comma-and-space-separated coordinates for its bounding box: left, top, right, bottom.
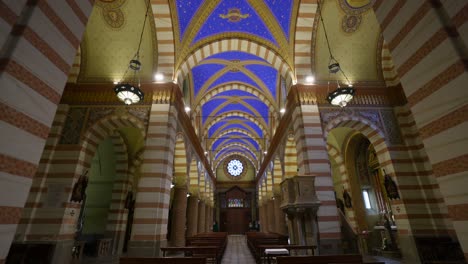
225, 208, 250, 234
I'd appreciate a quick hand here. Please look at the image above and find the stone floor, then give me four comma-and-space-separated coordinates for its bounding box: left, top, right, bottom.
221, 235, 256, 264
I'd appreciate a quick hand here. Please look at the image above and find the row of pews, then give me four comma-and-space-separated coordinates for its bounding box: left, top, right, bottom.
246, 232, 384, 264
246, 232, 315, 263
120, 232, 227, 264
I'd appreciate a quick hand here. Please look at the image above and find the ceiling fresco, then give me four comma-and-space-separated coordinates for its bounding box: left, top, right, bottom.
74, 0, 384, 180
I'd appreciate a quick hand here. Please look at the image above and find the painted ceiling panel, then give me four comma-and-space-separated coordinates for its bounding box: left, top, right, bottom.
193, 0, 277, 45
201, 98, 228, 123
264, 0, 293, 40
192, 63, 226, 96
208, 71, 260, 91
176, 0, 204, 39
243, 99, 269, 124
243, 64, 278, 99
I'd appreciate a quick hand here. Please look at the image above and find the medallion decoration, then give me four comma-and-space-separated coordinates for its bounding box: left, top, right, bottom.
342, 14, 361, 33
219, 8, 250, 23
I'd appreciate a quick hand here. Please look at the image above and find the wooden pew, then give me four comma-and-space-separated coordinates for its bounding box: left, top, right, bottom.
161, 246, 220, 263
120, 257, 206, 264
245, 232, 288, 263
276, 255, 385, 264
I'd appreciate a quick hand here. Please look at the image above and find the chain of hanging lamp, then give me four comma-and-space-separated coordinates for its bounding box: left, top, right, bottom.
317, 0, 355, 107
114, 0, 151, 105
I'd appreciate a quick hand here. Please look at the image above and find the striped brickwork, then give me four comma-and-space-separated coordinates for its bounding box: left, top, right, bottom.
284, 135, 298, 179
326, 143, 358, 231
66, 47, 81, 84
16, 112, 141, 260
106, 133, 130, 255
272, 158, 282, 193
128, 149, 145, 193
0, 1, 94, 260
294, 0, 318, 83
173, 134, 187, 186
175, 39, 294, 87
169, 133, 187, 246
292, 105, 341, 246
128, 104, 177, 256
14, 105, 73, 242
373, 0, 468, 255
324, 109, 455, 260
150, 0, 174, 79
188, 158, 199, 196
380, 41, 400, 87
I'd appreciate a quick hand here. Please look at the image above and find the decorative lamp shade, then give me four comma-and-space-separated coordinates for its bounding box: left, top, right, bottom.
114, 83, 144, 105
326, 87, 355, 107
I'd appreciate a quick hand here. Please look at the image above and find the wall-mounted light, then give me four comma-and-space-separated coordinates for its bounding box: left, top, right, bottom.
305, 75, 315, 84
154, 73, 164, 82
185, 106, 191, 112
280, 108, 285, 114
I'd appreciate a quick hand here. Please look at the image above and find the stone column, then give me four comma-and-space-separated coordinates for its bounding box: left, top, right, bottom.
274, 196, 287, 235
197, 200, 206, 233
259, 203, 266, 232
186, 195, 199, 237
267, 199, 276, 233
129, 103, 178, 257
205, 203, 211, 232
169, 186, 187, 246
0, 1, 94, 262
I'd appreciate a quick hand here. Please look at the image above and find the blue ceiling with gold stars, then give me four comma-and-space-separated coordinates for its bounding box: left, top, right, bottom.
175, 0, 294, 172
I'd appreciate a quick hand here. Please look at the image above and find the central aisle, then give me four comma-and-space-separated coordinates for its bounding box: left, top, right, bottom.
221, 235, 256, 264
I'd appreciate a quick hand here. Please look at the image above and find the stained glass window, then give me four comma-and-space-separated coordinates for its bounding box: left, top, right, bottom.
228, 198, 244, 208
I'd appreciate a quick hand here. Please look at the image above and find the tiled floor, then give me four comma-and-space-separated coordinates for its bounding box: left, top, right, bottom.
222, 235, 256, 264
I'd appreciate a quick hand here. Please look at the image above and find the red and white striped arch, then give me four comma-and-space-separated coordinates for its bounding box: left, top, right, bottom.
326, 142, 358, 231
195, 83, 277, 113
175, 39, 294, 86
293, 0, 318, 84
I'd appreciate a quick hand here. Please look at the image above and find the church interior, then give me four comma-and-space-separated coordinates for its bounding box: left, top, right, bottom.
0, 0, 467, 263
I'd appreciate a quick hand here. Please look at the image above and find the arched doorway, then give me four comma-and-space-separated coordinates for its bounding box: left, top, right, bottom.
219, 186, 252, 234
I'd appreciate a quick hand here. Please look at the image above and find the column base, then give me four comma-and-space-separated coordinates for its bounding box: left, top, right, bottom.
127, 240, 167, 257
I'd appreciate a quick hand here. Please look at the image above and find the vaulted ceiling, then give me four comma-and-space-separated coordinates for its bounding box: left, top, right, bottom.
71, 0, 383, 180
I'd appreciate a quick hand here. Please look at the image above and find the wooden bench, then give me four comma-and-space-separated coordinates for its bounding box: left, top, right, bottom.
120, 257, 206, 264
276, 254, 385, 264
161, 246, 220, 263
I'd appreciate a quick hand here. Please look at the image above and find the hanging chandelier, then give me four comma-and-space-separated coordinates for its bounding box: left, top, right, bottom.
114, 1, 149, 105
318, 0, 355, 107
